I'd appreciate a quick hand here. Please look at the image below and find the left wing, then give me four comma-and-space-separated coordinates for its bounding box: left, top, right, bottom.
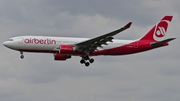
74, 22, 132, 52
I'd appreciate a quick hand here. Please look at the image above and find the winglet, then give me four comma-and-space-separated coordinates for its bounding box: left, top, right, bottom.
124, 22, 132, 29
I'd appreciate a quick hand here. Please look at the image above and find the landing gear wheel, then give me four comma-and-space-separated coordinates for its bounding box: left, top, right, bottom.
85, 62, 90, 67
89, 58, 94, 63
80, 59, 85, 64
80, 55, 94, 66
20, 51, 24, 59
20, 55, 24, 59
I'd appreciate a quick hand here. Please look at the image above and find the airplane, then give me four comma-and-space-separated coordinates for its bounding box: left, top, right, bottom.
3, 16, 176, 67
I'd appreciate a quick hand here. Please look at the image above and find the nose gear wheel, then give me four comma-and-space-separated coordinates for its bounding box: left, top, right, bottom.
20, 51, 24, 59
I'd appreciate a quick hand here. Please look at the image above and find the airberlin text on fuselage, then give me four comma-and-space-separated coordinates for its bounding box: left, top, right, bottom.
24, 38, 56, 44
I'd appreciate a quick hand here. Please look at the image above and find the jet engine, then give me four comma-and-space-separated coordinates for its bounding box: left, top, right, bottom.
59, 45, 76, 54
54, 53, 71, 60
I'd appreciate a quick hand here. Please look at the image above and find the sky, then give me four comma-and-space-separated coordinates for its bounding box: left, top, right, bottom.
0, 0, 180, 101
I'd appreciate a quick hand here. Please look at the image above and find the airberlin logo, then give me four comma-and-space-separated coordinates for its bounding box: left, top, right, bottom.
155, 26, 166, 38
24, 38, 56, 44
155, 21, 168, 38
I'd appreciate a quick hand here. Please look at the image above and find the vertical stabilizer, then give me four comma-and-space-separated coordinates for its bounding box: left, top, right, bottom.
140, 16, 173, 41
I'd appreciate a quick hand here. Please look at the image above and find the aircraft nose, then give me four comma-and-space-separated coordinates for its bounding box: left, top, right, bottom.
3, 41, 12, 48
3, 41, 8, 47
3, 40, 18, 50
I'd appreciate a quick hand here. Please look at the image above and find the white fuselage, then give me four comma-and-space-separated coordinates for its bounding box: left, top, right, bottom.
3, 36, 135, 55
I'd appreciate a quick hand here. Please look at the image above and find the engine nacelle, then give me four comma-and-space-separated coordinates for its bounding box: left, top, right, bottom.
59, 45, 76, 54
54, 54, 71, 61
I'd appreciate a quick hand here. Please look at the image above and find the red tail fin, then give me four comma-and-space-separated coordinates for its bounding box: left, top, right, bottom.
140, 16, 173, 41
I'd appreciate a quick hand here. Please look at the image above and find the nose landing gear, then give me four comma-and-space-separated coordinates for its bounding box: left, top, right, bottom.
20, 51, 24, 59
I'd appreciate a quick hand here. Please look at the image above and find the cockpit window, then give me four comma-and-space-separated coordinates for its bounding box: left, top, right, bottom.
8, 39, 13, 41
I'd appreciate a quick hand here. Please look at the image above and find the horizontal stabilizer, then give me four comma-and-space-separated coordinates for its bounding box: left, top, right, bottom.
151, 38, 176, 48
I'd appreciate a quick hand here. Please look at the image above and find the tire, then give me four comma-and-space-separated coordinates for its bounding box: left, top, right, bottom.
20, 55, 24, 59
85, 62, 90, 67
80, 59, 85, 64
89, 58, 94, 63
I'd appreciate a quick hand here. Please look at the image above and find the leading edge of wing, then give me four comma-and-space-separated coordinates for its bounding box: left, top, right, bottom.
75, 22, 132, 48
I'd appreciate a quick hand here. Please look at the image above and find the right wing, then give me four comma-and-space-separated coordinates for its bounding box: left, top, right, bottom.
74, 22, 132, 52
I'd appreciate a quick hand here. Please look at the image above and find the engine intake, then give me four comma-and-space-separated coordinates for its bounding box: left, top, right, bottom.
54, 54, 71, 61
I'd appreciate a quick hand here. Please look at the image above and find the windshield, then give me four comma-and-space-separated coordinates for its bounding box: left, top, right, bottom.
8, 39, 13, 41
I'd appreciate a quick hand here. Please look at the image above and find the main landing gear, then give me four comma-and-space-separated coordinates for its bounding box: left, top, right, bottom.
80, 55, 94, 67
20, 51, 24, 59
